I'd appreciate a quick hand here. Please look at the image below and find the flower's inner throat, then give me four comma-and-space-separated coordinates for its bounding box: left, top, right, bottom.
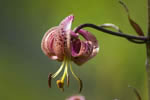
48, 56, 83, 92
72, 39, 81, 54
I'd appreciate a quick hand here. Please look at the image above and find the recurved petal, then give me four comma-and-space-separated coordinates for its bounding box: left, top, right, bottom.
77, 29, 99, 60
71, 29, 99, 65
77, 29, 98, 49
59, 15, 74, 58
71, 30, 79, 38
71, 39, 94, 65
52, 27, 66, 61
41, 15, 75, 61
41, 26, 59, 60
59, 15, 74, 31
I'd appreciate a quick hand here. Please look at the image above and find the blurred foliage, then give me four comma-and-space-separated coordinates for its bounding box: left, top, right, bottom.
0, 0, 148, 100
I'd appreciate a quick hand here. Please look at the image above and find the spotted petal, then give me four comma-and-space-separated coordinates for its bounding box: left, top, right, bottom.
78, 29, 99, 58
71, 29, 99, 65
59, 15, 74, 58
41, 27, 60, 60
41, 15, 74, 61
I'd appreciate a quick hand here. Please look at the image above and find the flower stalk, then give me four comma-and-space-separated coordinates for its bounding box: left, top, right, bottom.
74, 23, 148, 44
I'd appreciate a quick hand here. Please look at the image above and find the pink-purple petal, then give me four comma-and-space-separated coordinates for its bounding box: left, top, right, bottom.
59, 15, 74, 31
41, 15, 75, 61
71, 30, 79, 38
52, 27, 65, 61
77, 29, 98, 48
58, 15, 74, 58
41, 27, 59, 60
41, 15, 99, 65
71, 29, 99, 65
72, 40, 94, 65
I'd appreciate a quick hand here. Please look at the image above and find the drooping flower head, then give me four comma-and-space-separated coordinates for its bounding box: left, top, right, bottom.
41, 15, 99, 92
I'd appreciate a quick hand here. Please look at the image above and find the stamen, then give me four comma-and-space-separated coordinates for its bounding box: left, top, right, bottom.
57, 80, 64, 91
48, 73, 52, 88
61, 59, 68, 82
69, 61, 83, 92
67, 74, 69, 87
66, 58, 69, 87
56, 58, 69, 91
52, 57, 66, 78
65, 58, 69, 87
49, 56, 83, 92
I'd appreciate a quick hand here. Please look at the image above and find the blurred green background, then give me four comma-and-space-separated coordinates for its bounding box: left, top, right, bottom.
0, 0, 148, 100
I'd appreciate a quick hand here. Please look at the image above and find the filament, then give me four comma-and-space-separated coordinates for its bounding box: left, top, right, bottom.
69, 60, 83, 92
69, 61, 79, 81
52, 57, 66, 78
61, 59, 68, 82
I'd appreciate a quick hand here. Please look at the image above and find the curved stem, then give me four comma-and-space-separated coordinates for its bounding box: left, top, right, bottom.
127, 38, 147, 44
74, 23, 148, 43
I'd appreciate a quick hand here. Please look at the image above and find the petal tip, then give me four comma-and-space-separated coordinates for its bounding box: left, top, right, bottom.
59, 15, 74, 31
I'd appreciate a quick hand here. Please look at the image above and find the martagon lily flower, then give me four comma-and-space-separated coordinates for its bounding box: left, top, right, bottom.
41, 15, 99, 92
